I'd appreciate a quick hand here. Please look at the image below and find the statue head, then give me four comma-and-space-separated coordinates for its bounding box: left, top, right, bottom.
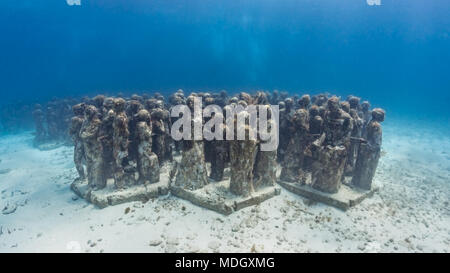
348, 96, 361, 109
309, 105, 320, 117
114, 98, 126, 112
284, 98, 294, 109
361, 101, 371, 112
298, 95, 311, 109
327, 96, 340, 113
84, 105, 98, 120
340, 101, 350, 113
135, 109, 151, 123
103, 97, 115, 111
293, 109, 309, 130
93, 95, 105, 108
72, 103, 85, 116
371, 108, 385, 122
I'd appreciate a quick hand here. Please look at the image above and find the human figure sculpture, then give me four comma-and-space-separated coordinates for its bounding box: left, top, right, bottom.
154, 99, 173, 163
253, 91, 269, 105
303, 105, 324, 172
135, 109, 160, 184
215, 90, 228, 107
46, 104, 59, 141
112, 98, 130, 189
203, 96, 216, 164
238, 92, 253, 105
210, 139, 228, 182
345, 108, 363, 175
361, 101, 372, 132
126, 100, 143, 163
308, 105, 324, 135
32, 104, 46, 145
80, 105, 106, 189
69, 103, 86, 180
312, 93, 328, 107
311, 96, 353, 193
253, 106, 278, 189
208, 110, 230, 182
229, 112, 258, 197
174, 115, 209, 190
98, 100, 115, 178
323, 96, 353, 147
352, 108, 385, 190
151, 108, 167, 164
270, 90, 280, 105
277, 98, 295, 162
279, 109, 309, 183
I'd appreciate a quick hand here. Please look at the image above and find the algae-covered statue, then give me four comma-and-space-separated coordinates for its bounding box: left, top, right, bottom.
352, 108, 385, 190
135, 109, 160, 184
98, 98, 115, 178
229, 112, 258, 197
80, 105, 106, 189
69, 103, 86, 181
253, 106, 278, 189
311, 96, 353, 193
112, 98, 130, 189
126, 99, 144, 165
280, 108, 310, 183
174, 115, 209, 190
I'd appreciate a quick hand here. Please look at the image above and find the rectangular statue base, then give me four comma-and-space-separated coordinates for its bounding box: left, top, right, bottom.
171, 180, 281, 215
277, 180, 378, 211
71, 176, 170, 208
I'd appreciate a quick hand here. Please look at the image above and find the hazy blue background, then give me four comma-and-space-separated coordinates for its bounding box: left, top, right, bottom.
1, 0, 449, 121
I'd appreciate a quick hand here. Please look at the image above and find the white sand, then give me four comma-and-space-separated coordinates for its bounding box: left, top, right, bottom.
0, 120, 449, 253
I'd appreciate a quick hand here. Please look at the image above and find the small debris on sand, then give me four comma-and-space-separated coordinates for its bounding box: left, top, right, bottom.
2, 202, 17, 215
149, 239, 163, 246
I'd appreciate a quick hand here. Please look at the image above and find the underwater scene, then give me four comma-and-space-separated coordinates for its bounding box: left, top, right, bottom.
0, 0, 449, 254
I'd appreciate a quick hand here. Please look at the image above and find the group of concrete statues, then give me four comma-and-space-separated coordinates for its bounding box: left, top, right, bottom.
278, 94, 384, 192
69, 95, 168, 189
37, 89, 384, 196
172, 94, 278, 198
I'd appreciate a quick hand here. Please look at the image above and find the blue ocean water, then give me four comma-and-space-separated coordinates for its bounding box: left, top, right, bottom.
0, 0, 449, 122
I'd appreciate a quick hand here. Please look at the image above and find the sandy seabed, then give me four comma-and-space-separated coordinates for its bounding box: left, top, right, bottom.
0, 119, 449, 253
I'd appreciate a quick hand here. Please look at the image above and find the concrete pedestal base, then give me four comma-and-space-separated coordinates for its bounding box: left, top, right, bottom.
171, 180, 281, 215
71, 171, 170, 209
278, 180, 378, 211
